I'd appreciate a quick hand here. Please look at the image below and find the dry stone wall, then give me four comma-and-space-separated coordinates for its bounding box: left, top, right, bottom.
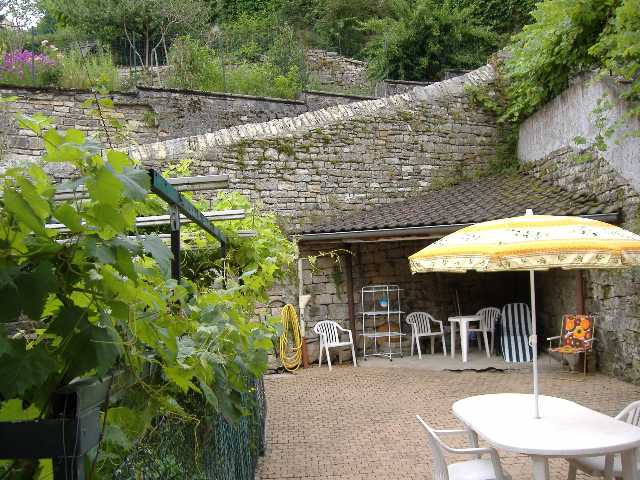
0, 85, 307, 170
523, 148, 640, 380
299, 90, 376, 111
519, 74, 640, 192
130, 65, 500, 231
305, 49, 369, 90
0, 82, 429, 171
519, 78, 640, 381
375, 79, 434, 97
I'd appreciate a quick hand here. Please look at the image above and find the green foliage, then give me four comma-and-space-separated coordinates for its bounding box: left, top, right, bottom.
42, 0, 211, 66
459, 0, 537, 36
362, 0, 499, 81
167, 35, 304, 99
591, 0, 640, 116
0, 40, 121, 91
0, 113, 292, 478
465, 73, 519, 175
56, 47, 121, 90
503, 0, 640, 123
313, 0, 392, 59
0, 26, 86, 54
212, 0, 280, 20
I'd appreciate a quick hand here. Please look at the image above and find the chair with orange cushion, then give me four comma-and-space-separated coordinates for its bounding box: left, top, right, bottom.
546, 314, 595, 375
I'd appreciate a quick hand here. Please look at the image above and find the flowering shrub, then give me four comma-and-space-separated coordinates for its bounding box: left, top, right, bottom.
0, 49, 58, 87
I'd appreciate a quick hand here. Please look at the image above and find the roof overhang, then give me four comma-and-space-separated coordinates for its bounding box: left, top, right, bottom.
297, 212, 620, 244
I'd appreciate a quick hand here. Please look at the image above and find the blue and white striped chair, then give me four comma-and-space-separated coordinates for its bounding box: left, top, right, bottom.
500, 303, 533, 363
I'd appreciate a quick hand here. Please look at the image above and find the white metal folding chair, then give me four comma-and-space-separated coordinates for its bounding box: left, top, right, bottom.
416, 415, 510, 480
313, 320, 357, 371
474, 307, 501, 356
567, 400, 640, 479
406, 312, 447, 359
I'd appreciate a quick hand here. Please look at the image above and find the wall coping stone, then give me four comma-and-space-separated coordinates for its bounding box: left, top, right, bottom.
302, 90, 377, 100
136, 84, 307, 105
382, 79, 435, 86
0, 83, 138, 98
0, 83, 307, 105
128, 63, 495, 164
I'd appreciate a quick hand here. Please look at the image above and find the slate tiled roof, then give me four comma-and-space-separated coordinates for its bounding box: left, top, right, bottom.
302, 173, 618, 235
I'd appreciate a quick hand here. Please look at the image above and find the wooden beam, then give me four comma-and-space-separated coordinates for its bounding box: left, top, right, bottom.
344, 249, 357, 353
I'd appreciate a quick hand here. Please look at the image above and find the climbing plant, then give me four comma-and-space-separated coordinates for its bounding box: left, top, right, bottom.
0, 113, 292, 478
503, 0, 640, 124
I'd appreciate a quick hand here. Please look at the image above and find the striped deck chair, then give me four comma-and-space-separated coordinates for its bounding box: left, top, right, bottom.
500, 303, 533, 363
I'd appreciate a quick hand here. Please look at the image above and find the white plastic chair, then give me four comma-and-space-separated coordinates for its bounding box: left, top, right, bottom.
474, 307, 501, 356
406, 312, 447, 359
416, 415, 510, 480
313, 320, 357, 371
567, 400, 640, 479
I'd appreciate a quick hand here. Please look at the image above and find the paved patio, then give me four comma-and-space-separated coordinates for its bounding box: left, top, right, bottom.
256, 358, 640, 480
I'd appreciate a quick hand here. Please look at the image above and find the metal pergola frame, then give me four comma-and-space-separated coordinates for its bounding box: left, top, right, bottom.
47, 169, 243, 281
1, 170, 249, 480
147, 169, 228, 279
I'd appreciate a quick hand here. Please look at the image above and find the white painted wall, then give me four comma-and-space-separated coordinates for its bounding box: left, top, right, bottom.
518, 75, 640, 191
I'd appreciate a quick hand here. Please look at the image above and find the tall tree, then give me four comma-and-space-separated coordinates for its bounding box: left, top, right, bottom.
363, 0, 498, 81
41, 0, 210, 66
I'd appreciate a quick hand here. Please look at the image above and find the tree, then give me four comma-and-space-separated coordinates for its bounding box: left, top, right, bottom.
0, 0, 43, 51
314, 0, 391, 58
41, 0, 210, 66
502, 0, 638, 122
460, 0, 538, 36
363, 0, 498, 81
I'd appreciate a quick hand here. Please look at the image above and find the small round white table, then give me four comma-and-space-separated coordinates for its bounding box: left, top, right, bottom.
448, 315, 488, 363
453, 393, 640, 480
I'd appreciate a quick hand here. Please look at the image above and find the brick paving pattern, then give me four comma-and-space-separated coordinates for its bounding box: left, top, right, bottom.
255, 366, 640, 480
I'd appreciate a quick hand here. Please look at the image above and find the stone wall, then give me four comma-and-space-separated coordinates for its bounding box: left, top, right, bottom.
524, 149, 640, 379
519, 80, 640, 380
375, 79, 434, 98
0, 85, 307, 169
518, 74, 640, 192
305, 49, 370, 90
129, 65, 500, 231
299, 241, 530, 362
300, 90, 377, 111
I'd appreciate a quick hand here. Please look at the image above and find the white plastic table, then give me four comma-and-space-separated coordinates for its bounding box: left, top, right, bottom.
453, 393, 640, 480
448, 315, 488, 363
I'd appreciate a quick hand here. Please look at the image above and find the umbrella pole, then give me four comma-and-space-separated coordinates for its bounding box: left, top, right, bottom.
530, 269, 540, 419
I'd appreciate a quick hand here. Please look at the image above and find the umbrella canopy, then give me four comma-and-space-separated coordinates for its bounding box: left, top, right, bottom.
409, 210, 640, 418
409, 213, 640, 273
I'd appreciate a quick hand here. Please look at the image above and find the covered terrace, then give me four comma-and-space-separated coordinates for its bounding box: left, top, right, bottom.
296, 172, 618, 367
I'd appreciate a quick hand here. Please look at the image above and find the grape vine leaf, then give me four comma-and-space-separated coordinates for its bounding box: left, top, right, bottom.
0, 261, 56, 323
87, 167, 122, 206
0, 398, 40, 421
54, 203, 83, 232
50, 306, 122, 378
3, 189, 48, 236
116, 168, 149, 201
0, 339, 59, 398
142, 235, 173, 277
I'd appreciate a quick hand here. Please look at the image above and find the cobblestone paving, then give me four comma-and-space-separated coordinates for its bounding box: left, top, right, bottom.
255, 365, 640, 480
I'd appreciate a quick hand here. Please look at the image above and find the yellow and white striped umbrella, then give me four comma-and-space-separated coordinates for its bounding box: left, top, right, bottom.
409, 210, 640, 419
409, 213, 640, 273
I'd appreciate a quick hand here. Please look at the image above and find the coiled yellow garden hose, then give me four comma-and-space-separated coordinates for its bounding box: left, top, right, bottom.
278, 304, 303, 372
